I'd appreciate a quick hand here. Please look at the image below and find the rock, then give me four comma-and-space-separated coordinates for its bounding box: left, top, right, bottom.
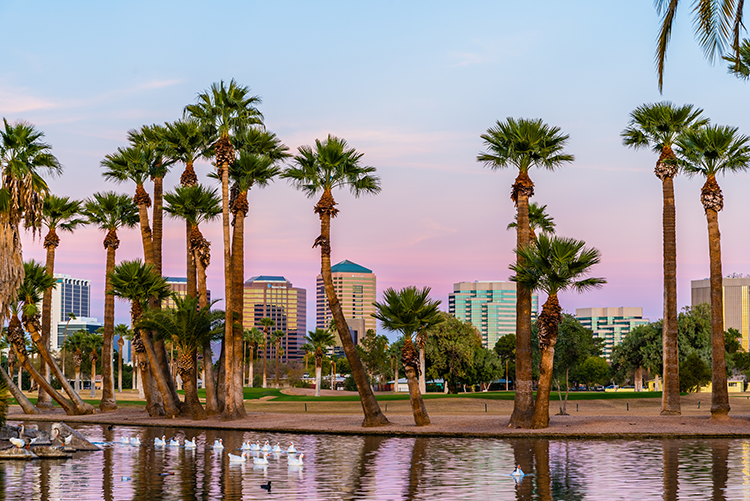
0, 445, 36, 460
29, 445, 71, 459
51, 423, 100, 451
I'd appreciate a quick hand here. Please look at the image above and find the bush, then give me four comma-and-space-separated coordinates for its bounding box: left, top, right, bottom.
680, 352, 711, 393
344, 375, 357, 391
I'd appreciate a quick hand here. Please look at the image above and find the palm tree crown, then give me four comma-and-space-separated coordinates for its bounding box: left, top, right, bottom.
108, 259, 171, 316
164, 184, 221, 227
39, 195, 86, 246
303, 329, 335, 359
83, 192, 139, 247
17, 260, 56, 319
373, 286, 443, 339
137, 295, 219, 356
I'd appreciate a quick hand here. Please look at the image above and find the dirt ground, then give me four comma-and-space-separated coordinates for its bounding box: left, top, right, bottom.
9, 389, 750, 438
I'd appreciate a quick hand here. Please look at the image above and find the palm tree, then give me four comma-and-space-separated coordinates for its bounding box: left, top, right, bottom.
271, 329, 285, 388
282, 134, 388, 427
83, 191, 139, 411
62, 330, 89, 393
655, 0, 746, 92
621, 102, 708, 416
138, 296, 219, 420
373, 286, 443, 426
506, 202, 556, 240
243, 327, 263, 387
0, 119, 62, 320
186, 79, 263, 420
477, 117, 574, 428
114, 323, 131, 393
60, 312, 76, 387
258, 317, 275, 389
302, 329, 335, 397
510, 234, 605, 429
35, 194, 86, 409
724, 38, 750, 78
108, 259, 177, 417
87, 332, 102, 399
675, 124, 750, 419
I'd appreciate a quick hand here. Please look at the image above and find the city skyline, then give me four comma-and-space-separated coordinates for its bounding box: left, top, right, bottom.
6, 2, 750, 339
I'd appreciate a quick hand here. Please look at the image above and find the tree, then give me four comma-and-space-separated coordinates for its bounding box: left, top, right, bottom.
680, 353, 713, 392
511, 234, 605, 429
477, 117, 574, 428
243, 327, 263, 387
358, 329, 390, 384
611, 323, 660, 391
109, 259, 176, 417
425, 313, 481, 394
258, 317, 275, 389
654, 0, 746, 92
622, 102, 707, 415
552, 315, 602, 414
60, 312, 77, 380
469, 348, 503, 391
676, 124, 750, 418
283, 134, 388, 427
114, 323, 131, 392
186, 79, 263, 420
35, 195, 86, 408
507, 202, 556, 240
574, 356, 610, 388
301, 329, 335, 397
62, 330, 92, 393
271, 330, 285, 388
494, 333, 516, 389
83, 191, 139, 411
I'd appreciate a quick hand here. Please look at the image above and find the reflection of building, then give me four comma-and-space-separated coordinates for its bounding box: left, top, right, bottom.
162, 277, 211, 309
692, 276, 750, 351
448, 281, 538, 349
575, 307, 649, 360
316, 260, 376, 349
50, 274, 90, 350
243, 276, 306, 362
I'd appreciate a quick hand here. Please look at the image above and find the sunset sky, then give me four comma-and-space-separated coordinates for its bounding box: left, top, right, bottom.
3, 2, 750, 336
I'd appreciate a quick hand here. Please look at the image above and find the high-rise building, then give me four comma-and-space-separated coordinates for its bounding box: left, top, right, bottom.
316, 260, 376, 347
50, 274, 90, 330
448, 281, 538, 349
56, 317, 102, 352
575, 307, 649, 360
162, 277, 211, 309
243, 276, 306, 362
692, 277, 750, 351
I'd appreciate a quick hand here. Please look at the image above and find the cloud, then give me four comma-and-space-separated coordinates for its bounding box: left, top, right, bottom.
0, 87, 59, 114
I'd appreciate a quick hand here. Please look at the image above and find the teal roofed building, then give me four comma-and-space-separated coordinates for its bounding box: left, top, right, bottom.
317, 260, 376, 347
331, 260, 372, 274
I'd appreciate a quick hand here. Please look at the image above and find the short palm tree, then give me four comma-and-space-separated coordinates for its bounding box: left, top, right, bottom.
622, 102, 707, 416
258, 317, 275, 389
373, 286, 443, 426
477, 117, 574, 428
108, 259, 177, 417
511, 234, 605, 429
36, 194, 86, 408
302, 329, 335, 397
271, 330, 285, 388
676, 124, 750, 419
243, 327, 263, 387
185, 79, 263, 420
506, 202, 556, 240
62, 330, 90, 392
84, 191, 139, 411
283, 134, 388, 427
114, 323, 131, 392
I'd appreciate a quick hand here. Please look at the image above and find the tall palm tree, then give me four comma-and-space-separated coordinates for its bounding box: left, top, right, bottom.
243, 327, 263, 387
114, 323, 131, 393
373, 286, 443, 426
36, 194, 86, 409
108, 259, 177, 417
186, 79, 264, 420
62, 330, 89, 393
271, 329, 285, 388
301, 329, 335, 397
511, 234, 605, 429
86, 331, 102, 399
655, 0, 746, 92
676, 124, 750, 419
84, 191, 139, 411
283, 134, 388, 427
621, 102, 708, 416
506, 202, 556, 240
477, 117, 574, 428
258, 317, 275, 389
0, 119, 62, 320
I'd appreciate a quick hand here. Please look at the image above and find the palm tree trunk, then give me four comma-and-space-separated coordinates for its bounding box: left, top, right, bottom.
216, 340, 225, 411
402, 338, 430, 426
509, 172, 534, 428
139, 330, 180, 417
661, 175, 681, 415
707, 207, 730, 418
75, 365, 80, 393
186, 220, 197, 298
90, 355, 97, 399
315, 361, 322, 397
220, 163, 237, 419
118, 346, 123, 393
316, 191, 389, 427
248, 348, 254, 388
262, 333, 268, 388
193, 238, 219, 415
531, 294, 562, 429
100, 242, 118, 411
229, 200, 247, 418
276, 341, 281, 388
393, 358, 398, 393
0, 364, 38, 414
418, 347, 426, 394
38, 237, 56, 409
178, 351, 207, 420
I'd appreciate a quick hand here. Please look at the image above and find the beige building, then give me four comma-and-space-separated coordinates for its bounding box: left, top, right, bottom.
576, 307, 649, 360
692, 277, 750, 351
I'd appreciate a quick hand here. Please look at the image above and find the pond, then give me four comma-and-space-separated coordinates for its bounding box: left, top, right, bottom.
0, 423, 747, 500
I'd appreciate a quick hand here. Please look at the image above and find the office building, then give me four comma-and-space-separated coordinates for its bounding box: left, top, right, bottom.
692, 276, 750, 351
56, 316, 102, 352
449, 281, 538, 349
162, 277, 211, 309
50, 274, 90, 332
316, 260, 376, 348
243, 276, 306, 362
575, 307, 649, 360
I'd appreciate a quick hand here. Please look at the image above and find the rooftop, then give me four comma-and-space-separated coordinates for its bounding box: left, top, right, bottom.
331, 260, 372, 274
245, 275, 289, 284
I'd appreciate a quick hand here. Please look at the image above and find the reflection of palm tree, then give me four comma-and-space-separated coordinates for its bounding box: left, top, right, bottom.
662, 440, 680, 501
405, 438, 428, 501
711, 440, 729, 501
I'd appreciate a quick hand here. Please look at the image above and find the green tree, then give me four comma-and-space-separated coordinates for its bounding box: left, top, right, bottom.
552, 315, 602, 414
258, 317, 275, 389
506, 202, 556, 240
283, 134, 388, 427
676, 124, 750, 419
574, 356, 610, 388
477, 117, 574, 428
358, 329, 390, 384
511, 234, 605, 429
494, 333, 516, 389
425, 313, 482, 394
622, 102, 707, 415
243, 327, 263, 387
301, 328, 335, 397
271, 329, 285, 388
679, 353, 712, 393
468, 348, 503, 391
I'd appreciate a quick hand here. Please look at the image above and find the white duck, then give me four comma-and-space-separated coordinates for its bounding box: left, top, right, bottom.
130, 435, 141, 447
253, 452, 269, 465
154, 436, 167, 447
228, 451, 249, 463
272, 443, 282, 453
168, 437, 180, 447
213, 439, 224, 450
249, 441, 261, 451
64, 434, 73, 446
120, 436, 130, 445
9, 437, 25, 449
261, 440, 271, 452
287, 453, 305, 466
240, 440, 252, 450
287, 442, 297, 454
184, 438, 196, 449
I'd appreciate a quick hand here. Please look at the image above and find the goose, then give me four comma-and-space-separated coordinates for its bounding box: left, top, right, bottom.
228, 451, 249, 463
64, 434, 73, 446
9, 437, 25, 449
287, 453, 305, 466
240, 440, 252, 450
253, 452, 269, 465
184, 438, 197, 449
272, 443, 282, 453
50, 429, 60, 442
130, 435, 141, 447
154, 436, 167, 447
287, 442, 297, 454
261, 440, 271, 452
168, 437, 180, 447
120, 436, 130, 445
260, 481, 272, 491
249, 441, 261, 451
213, 439, 224, 450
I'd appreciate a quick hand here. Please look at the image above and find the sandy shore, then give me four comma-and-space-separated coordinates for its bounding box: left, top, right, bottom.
8, 390, 750, 438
